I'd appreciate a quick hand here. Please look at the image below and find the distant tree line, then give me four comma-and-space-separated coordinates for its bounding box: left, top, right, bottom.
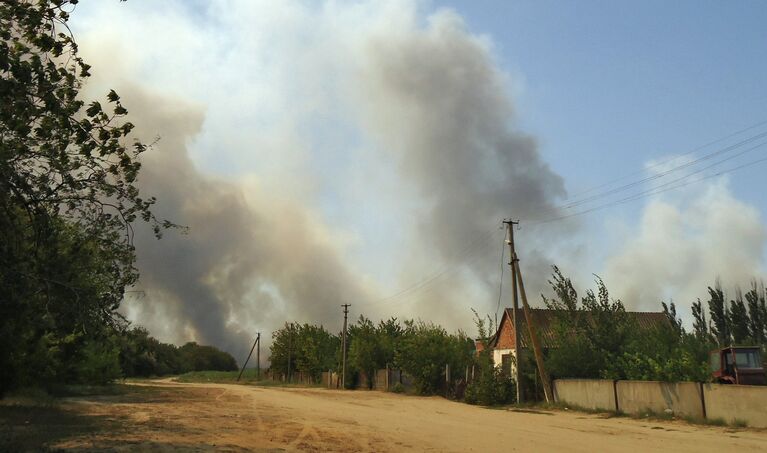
269, 317, 474, 395
117, 327, 238, 378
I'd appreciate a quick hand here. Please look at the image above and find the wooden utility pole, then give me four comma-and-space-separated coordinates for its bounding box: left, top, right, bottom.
512, 249, 554, 402
237, 332, 260, 382
341, 304, 351, 389
287, 329, 292, 383
504, 219, 524, 404
256, 332, 261, 380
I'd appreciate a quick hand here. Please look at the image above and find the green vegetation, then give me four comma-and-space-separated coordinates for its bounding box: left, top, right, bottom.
533, 401, 750, 429
117, 327, 237, 378
0, 1, 236, 396
174, 369, 321, 388
269, 322, 340, 383
541, 266, 767, 382
269, 316, 473, 395
464, 311, 515, 406
732, 418, 749, 428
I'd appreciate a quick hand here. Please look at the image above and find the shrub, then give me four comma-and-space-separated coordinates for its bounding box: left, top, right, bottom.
464, 367, 515, 406
74, 340, 122, 385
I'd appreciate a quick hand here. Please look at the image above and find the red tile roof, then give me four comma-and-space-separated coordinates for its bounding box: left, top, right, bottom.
487, 308, 669, 350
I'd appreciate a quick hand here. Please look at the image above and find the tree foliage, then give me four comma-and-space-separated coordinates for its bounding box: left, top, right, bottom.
116, 327, 237, 377
745, 283, 767, 345
394, 320, 473, 395
729, 291, 750, 345
464, 311, 515, 406
543, 270, 637, 379
543, 267, 710, 382
268, 317, 471, 395
0, 0, 173, 394
269, 322, 339, 382
708, 285, 729, 346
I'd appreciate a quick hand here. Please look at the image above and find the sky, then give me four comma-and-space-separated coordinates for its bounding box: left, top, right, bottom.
68, 0, 767, 361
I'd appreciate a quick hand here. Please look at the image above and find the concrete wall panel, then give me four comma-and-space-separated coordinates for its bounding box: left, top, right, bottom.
553, 379, 616, 412
704, 384, 767, 428
615, 381, 703, 418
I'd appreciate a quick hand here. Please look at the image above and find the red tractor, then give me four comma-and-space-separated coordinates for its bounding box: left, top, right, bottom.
710, 346, 766, 385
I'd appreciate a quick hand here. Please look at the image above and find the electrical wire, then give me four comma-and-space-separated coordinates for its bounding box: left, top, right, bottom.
534, 129, 767, 217
358, 120, 767, 310
531, 145, 767, 225
561, 118, 767, 202
357, 226, 502, 306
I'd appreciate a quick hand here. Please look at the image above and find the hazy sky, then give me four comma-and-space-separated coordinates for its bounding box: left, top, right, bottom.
69, 0, 767, 357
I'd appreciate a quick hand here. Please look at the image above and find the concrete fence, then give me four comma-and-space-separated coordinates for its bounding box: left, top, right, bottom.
615, 381, 704, 418
319, 369, 414, 392
553, 379, 616, 412
703, 383, 767, 428
553, 378, 767, 428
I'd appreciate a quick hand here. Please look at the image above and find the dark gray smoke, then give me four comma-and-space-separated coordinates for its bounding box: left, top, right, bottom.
120, 87, 372, 359
75, 3, 574, 358
348, 11, 569, 318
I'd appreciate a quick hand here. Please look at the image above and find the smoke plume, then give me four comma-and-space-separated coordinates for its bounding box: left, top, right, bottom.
345, 10, 570, 321
118, 86, 375, 358
603, 178, 766, 318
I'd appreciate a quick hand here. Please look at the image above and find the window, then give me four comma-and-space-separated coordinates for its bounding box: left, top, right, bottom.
501, 354, 512, 377
734, 350, 762, 369
709, 352, 721, 372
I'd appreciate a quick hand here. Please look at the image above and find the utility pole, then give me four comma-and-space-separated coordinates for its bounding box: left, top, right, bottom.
504, 219, 524, 404
237, 332, 260, 382
256, 332, 261, 380
341, 303, 351, 389
511, 245, 554, 403
287, 329, 292, 383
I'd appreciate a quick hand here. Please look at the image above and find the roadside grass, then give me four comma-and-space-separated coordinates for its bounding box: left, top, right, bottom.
507, 401, 750, 429
175, 369, 324, 388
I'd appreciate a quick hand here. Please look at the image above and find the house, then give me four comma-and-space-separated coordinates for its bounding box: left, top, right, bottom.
484, 307, 669, 374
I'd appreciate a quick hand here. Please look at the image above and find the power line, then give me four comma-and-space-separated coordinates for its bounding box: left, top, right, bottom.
358, 226, 502, 306
373, 230, 503, 309
537, 129, 767, 217
532, 146, 767, 225
562, 118, 767, 202
355, 120, 767, 311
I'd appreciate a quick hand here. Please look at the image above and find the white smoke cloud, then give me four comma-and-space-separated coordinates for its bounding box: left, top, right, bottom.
603, 176, 766, 319
69, 0, 767, 358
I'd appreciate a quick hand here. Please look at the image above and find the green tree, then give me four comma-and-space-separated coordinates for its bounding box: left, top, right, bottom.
745, 283, 767, 346
178, 342, 237, 372
662, 301, 682, 335
543, 268, 603, 378
543, 270, 636, 380
1, 1, 172, 394
707, 285, 730, 346
729, 290, 751, 345
376, 317, 402, 369
464, 311, 515, 406
395, 320, 472, 395
691, 299, 710, 341
295, 324, 338, 381
615, 303, 709, 383
268, 323, 338, 382
348, 316, 380, 388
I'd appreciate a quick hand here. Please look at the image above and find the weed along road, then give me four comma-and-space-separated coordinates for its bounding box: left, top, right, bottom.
8, 380, 766, 452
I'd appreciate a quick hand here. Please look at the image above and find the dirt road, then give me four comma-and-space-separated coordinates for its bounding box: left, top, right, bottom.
5, 380, 767, 451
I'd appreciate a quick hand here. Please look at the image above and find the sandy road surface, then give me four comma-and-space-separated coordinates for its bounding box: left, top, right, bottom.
10, 380, 767, 452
